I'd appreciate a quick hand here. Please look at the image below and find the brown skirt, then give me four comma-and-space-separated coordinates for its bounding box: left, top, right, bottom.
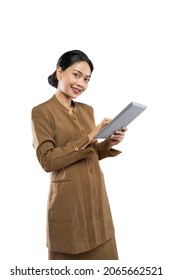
48, 237, 118, 260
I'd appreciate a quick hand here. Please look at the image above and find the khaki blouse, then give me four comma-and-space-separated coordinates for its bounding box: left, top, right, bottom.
31, 94, 121, 254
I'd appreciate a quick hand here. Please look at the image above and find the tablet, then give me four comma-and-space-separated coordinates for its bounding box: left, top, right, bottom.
96, 102, 147, 139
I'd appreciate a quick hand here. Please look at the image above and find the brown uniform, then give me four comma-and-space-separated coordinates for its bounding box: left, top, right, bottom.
31, 94, 121, 258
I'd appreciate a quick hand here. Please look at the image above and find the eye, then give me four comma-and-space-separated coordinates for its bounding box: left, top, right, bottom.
84, 77, 90, 83
73, 72, 80, 78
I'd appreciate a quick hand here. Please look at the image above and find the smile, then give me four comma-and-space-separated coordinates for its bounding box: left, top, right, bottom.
72, 87, 81, 94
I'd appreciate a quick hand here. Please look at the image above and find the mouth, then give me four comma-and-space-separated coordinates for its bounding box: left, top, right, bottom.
72, 87, 81, 95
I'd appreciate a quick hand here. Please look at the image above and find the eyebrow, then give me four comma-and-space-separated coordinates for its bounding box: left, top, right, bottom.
74, 69, 91, 78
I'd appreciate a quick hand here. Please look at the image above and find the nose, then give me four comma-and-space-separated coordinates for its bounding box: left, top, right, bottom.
76, 78, 86, 88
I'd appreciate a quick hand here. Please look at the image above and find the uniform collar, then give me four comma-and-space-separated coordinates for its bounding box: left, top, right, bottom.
52, 94, 77, 114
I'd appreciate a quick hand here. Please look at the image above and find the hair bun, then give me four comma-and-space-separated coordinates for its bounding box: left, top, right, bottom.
48, 71, 58, 88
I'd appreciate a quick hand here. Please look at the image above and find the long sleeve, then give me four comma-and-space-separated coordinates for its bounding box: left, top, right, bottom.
32, 106, 93, 172
92, 139, 122, 160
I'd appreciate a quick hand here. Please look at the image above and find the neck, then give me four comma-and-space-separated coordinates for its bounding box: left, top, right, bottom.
55, 91, 72, 109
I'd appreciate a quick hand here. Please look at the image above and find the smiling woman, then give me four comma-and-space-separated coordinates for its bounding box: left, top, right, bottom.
48, 50, 93, 88
55, 61, 91, 104
31, 50, 127, 260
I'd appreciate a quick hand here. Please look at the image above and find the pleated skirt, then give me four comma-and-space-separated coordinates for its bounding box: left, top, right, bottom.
48, 237, 118, 260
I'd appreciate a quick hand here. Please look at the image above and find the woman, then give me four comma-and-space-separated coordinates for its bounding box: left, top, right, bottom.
31, 50, 127, 260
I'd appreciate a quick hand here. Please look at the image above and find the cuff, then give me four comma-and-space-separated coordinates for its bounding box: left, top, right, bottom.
96, 139, 122, 160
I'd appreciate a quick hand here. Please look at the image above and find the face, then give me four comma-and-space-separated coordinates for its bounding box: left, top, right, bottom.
56, 61, 91, 99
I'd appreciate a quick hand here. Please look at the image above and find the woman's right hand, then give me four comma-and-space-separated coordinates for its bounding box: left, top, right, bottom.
88, 118, 111, 142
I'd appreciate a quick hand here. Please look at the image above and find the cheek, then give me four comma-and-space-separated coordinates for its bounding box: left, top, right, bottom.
60, 78, 69, 88
84, 83, 89, 90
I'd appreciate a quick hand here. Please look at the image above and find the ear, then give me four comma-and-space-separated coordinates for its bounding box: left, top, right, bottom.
56, 67, 62, 80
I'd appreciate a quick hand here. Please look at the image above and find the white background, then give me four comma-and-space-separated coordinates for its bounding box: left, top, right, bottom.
0, 0, 173, 279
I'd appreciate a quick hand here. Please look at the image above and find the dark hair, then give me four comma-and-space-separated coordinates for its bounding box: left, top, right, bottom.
48, 50, 94, 88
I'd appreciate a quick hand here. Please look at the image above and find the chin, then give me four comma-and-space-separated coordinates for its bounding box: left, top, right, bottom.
72, 94, 81, 99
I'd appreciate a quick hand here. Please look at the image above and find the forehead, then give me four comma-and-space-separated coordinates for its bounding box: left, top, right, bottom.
68, 61, 91, 76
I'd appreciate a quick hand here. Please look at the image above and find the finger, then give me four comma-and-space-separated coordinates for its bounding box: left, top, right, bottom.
100, 118, 111, 127
97, 119, 111, 130
114, 130, 125, 136
103, 118, 111, 124
110, 134, 124, 140
121, 127, 128, 132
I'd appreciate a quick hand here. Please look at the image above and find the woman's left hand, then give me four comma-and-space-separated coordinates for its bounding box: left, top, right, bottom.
108, 127, 128, 148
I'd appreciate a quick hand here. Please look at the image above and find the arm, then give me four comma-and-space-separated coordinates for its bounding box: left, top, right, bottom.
31, 107, 94, 172
93, 138, 122, 160
87, 114, 124, 160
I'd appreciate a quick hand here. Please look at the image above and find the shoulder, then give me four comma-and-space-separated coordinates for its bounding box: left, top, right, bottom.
31, 96, 56, 125
31, 96, 57, 118
74, 101, 94, 113
32, 95, 54, 111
